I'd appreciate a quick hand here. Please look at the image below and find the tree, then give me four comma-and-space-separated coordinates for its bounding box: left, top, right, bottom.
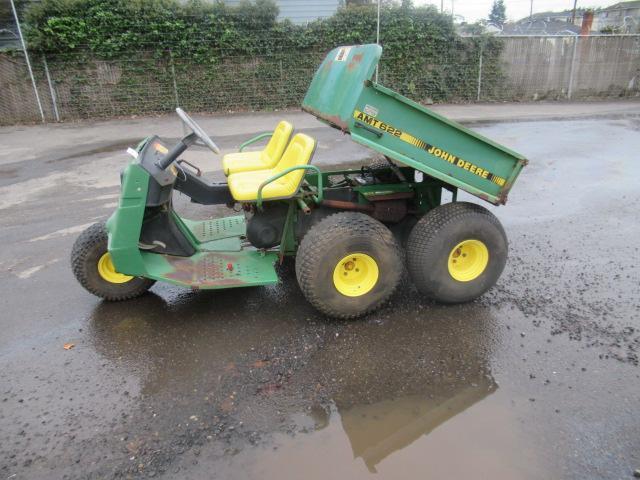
488, 0, 506, 27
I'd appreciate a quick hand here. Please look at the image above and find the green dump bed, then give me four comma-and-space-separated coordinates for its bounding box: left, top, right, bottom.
302, 44, 527, 205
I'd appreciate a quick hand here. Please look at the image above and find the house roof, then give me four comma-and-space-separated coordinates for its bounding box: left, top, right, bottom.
502, 19, 581, 35
603, 1, 640, 11
512, 9, 584, 25
514, 0, 640, 25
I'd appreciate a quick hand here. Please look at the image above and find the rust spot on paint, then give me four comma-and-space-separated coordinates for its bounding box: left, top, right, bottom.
347, 53, 364, 71
301, 106, 348, 131
163, 254, 251, 288
476, 192, 492, 203
498, 183, 513, 205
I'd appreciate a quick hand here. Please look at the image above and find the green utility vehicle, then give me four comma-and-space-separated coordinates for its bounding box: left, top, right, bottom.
71, 44, 527, 319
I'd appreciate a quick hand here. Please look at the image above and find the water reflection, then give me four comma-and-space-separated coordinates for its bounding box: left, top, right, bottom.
336, 380, 495, 472
292, 293, 499, 474
85, 282, 502, 477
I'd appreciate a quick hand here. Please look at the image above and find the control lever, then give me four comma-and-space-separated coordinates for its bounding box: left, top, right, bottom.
177, 159, 202, 177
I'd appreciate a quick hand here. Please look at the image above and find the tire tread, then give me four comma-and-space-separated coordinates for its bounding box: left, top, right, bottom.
406, 202, 507, 301
71, 222, 154, 301
296, 212, 402, 319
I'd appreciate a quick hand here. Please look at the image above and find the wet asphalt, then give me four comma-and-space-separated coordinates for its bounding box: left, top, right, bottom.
0, 114, 639, 479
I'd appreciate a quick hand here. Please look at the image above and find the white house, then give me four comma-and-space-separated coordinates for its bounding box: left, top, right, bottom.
224, 0, 342, 24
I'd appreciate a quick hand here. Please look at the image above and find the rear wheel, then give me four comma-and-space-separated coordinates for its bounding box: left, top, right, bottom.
406, 202, 507, 303
295, 212, 403, 319
71, 222, 155, 301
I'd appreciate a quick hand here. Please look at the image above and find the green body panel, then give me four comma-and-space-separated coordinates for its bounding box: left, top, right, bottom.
182, 216, 246, 243
181, 217, 246, 252
106, 163, 149, 276
301, 44, 382, 129
106, 163, 439, 290
302, 44, 527, 205
199, 237, 242, 252
106, 162, 279, 289
140, 250, 279, 289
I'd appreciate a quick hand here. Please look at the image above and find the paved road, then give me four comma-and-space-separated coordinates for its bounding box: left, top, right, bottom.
1, 107, 639, 479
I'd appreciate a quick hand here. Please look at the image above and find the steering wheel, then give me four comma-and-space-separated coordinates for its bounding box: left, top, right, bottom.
176, 108, 220, 154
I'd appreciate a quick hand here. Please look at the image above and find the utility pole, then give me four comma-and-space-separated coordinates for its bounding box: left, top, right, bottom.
376, 0, 380, 46
451, 0, 454, 18
571, 0, 578, 24
10, 0, 45, 123
529, 0, 533, 21
375, 0, 380, 83
441, 0, 443, 13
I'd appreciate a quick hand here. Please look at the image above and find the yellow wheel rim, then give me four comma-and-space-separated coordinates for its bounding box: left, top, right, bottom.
333, 253, 379, 297
97, 252, 133, 284
447, 239, 489, 282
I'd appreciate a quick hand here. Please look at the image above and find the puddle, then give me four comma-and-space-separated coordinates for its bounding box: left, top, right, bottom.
335, 386, 495, 472
211, 380, 558, 480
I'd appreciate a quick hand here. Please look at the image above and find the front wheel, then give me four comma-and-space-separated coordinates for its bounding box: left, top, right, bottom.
295, 212, 403, 319
71, 222, 155, 301
406, 202, 507, 303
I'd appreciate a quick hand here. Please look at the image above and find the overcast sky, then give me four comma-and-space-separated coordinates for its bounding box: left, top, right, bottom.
416, 0, 623, 22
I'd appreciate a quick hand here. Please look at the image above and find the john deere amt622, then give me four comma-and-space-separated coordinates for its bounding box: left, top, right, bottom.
72, 44, 527, 319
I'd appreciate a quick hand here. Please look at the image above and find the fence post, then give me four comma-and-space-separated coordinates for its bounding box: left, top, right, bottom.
567, 36, 579, 99
42, 55, 60, 122
476, 45, 483, 102
10, 0, 45, 123
169, 50, 180, 109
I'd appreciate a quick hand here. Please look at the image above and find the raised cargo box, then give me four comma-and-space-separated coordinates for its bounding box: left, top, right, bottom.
302, 44, 527, 205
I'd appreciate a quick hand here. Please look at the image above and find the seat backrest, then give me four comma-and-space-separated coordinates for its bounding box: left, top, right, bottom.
260, 120, 294, 168
271, 133, 316, 191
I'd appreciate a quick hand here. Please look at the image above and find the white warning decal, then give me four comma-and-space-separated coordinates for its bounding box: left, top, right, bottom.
363, 104, 378, 117
335, 46, 352, 62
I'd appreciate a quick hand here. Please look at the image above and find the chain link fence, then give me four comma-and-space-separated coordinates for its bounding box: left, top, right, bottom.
1, 34, 639, 125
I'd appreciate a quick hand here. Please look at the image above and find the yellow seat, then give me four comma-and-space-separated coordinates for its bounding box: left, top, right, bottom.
228, 133, 316, 202
222, 120, 294, 176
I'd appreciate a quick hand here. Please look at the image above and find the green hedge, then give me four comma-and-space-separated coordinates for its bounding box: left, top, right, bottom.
21, 0, 504, 117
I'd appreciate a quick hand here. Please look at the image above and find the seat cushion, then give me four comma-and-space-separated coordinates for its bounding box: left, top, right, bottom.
223, 121, 294, 176
227, 133, 316, 203
222, 151, 266, 176
228, 170, 299, 202
262, 121, 293, 168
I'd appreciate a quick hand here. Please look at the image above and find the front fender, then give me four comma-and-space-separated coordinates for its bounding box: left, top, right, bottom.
107, 163, 150, 276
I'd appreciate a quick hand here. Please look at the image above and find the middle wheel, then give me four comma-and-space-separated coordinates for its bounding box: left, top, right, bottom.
295, 211, 403, 319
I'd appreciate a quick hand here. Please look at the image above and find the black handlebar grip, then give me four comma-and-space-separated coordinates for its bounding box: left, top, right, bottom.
156, 140, 188, 170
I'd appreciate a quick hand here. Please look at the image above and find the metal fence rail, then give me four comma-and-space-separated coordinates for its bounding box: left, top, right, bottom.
1, 34, 639, 125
